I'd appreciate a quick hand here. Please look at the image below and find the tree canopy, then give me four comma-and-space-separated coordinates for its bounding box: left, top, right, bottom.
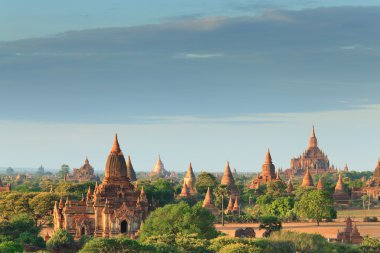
140, 202, 218, 240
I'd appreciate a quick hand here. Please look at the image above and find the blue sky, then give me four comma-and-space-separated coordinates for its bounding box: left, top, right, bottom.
0, 1, 379, 173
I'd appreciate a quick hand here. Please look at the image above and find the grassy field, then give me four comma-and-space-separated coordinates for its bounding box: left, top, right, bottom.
337, 207, 380, 219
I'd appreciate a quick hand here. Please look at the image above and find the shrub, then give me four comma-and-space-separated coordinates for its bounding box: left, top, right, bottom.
363, 216, 378, 222
270, 231, 330, 253
46, 229, 75, 252
0, 241, 24, 253
219, 243, 261, 253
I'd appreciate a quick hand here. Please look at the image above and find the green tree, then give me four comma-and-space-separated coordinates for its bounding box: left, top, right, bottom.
140, 202, 217, 240
79, 237, 144, 253
294, 190, 336, 226
359, 236, 380, 253
46, 229, 75, 252
266, 197, 295, 221
0, 241, 23, 253
258, 215, 282, 237
266, 181, 287, 197
195, 172, 218, 194
30, 192, 60, 225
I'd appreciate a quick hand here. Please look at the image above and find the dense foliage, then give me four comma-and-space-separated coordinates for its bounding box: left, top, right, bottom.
140, 202, 218, 240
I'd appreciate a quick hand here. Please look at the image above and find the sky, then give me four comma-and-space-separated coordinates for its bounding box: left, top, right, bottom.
0, 1, 379, 173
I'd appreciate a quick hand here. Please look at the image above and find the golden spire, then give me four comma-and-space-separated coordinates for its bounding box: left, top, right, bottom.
264, 148, 272, 164
221, 161, 236, 186
227, 195, 234, 211
335, 174, 344, 191
233, 196, 239, 211
202, 187, 213, 207
110, 133, 122, 154
309, 126, 318, 148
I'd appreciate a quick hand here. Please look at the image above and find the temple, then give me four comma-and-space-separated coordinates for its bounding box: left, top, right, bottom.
183, 163, 196, 195
287, 127, 335, 176
53, 134, 148, 238
66, 157, 98, 182
202, 187, 218, 215
150, 155, 170, 178
221, 161, 239, 197
333, 174, 350, 205
337, 217, 363, 244
249, 149, 281, 189
301, 168, 314, 187
362, 159, 380, 201
316, 177, 324, 190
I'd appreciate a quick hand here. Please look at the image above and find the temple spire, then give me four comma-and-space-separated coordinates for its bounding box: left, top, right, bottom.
203, 187, 213, 207
264, 149, 272, 164
110, 134, 122, 154
317, 177, 324, 190
335, 174, 344, 191
221, 161, 235, 186
309, 126, 318, 148
302, 168, 314, 187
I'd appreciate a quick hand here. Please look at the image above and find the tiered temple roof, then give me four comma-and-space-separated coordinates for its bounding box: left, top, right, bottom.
288, 126, 333, 175
249, 149, 281, 189
337, 217, 363, 244
54, 134, 148, 239
66, 157, 97, 182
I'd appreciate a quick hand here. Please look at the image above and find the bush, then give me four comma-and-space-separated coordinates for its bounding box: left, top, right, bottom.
270, 231, 330, 253
363, 216, 378, 222
219, 243, 261, 253
0, 241, 24, 253
46, 229, 75, 252
79, 237, 144, 253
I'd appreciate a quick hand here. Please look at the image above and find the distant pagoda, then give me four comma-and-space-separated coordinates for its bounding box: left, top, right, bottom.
317, 177, 324, 190
249, 149, 281, 189
288, 126, 335, 176
333, 174, 350, 205
221, 161, 239, 197
66, 157, 98, 182
150, 155, 170, 178
202, 187, 218, 215
183, 162, 196, 195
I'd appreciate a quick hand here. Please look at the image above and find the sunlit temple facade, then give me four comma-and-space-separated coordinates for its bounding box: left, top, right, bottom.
286, 126, 336, 176
53, 135, 148, 238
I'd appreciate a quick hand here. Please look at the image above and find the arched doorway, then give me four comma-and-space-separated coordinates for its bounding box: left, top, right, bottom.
81, 227, 85, 236
120, 220, 128, 234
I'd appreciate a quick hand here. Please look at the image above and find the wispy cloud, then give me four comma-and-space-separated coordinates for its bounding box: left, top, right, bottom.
173, 53, 224, 59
